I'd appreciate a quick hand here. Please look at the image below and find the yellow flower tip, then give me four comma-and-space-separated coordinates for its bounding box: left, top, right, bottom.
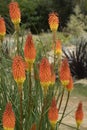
61, 80, 69, 87
3, 127, 14, 130
41, 81, 51, 88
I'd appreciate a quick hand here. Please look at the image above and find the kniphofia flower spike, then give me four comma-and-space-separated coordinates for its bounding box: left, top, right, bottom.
55, 40, 62, 55
66, 75, 73, 92
48, 98, 58, 128
48, 12, 59, 32
24, 34, 36, 71
12, 56, 26, 90
9, 2, 21, 25
75, 102, 84, 129
59, 58, 71, 86
0, 17, 6, 41
2, 103, 15, 130
39, 58, 51, 94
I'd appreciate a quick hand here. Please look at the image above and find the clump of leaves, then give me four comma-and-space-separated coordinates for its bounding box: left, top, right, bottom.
63, 41, 87, 79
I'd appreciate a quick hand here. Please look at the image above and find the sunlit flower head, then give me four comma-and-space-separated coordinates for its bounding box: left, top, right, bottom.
9, 2, 21, 25
39, 58, 51, 94
24, 34, 36, 71
66, 75, 73, 92
75, 102, 84, 128
2, 103, 15, 130
48, 98, 58, 127
0, 17, 6, 40
12, 56, 26, 87
48, 12, 59, 31
59, 58, 70, 86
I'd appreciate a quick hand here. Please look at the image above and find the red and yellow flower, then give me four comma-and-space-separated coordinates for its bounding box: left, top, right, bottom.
9, 2, 21, 25
55, 40, 62, 55
12, 56, 26, 88
48, 98, 58, 128
24, 34, 36, 71
39, 58, 51, 94
66, 75, 73, 92
0, 17, 6, 40
2, 103, 15, 130
75, 102, 84, 128
59, 58, 70, 86
48, 12, 59, 32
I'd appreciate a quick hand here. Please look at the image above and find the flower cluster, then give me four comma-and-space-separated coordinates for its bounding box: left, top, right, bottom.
1, 1, 84, 130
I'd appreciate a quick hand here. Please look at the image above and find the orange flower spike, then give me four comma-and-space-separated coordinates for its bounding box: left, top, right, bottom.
55, 40, 62, 55
75, 102, 84, 128
2, 103, 15, 130
12, 56, 26, 87
0, 17, 6, 40
48, 12, 59, 32
48, 98, 58, 128
9, 2, 21, 25
39, 58, 51, 94
59, 58, 70, 86
24, 34, 36, 71
66, 75, 73, 92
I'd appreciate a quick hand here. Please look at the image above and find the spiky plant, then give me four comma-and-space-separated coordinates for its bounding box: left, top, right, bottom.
63, 41, 87, 79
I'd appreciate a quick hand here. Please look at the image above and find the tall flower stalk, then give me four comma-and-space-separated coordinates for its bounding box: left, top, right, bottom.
9, 1, 21, 55
24, 34, 36, 118
48, 12, 59, 66
12, 56, 26, 130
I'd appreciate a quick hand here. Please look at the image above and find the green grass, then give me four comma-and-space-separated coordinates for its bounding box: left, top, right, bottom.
71, 83, 87, 97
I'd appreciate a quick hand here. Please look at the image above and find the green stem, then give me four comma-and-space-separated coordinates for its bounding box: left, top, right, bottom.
58, 88, 65, 111
53, 31, 56, 67
28, 71, 32, 117
58, 91, 70, 126
18, 85, 23, 130
38, 97, 46, 130
16, 31, 20, 55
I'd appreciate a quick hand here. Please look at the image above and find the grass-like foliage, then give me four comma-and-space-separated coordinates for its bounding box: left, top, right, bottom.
63, 41, 87, 79
0, 1, 84, 130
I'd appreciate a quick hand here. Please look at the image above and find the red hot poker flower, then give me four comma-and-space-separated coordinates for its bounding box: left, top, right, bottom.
55, 40, 62, 55
2, 103, 15, 130
39, 58, 51, 94
12, 56, 26, 87
66, 75, 73, 92
48, 12, 59, 31
0, 17, 6, 40
48, 98, 58, 128
24, 34, 36, 71
75, 102, 84, 128
9, 2, 21, 25
59, 58, 71, 86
